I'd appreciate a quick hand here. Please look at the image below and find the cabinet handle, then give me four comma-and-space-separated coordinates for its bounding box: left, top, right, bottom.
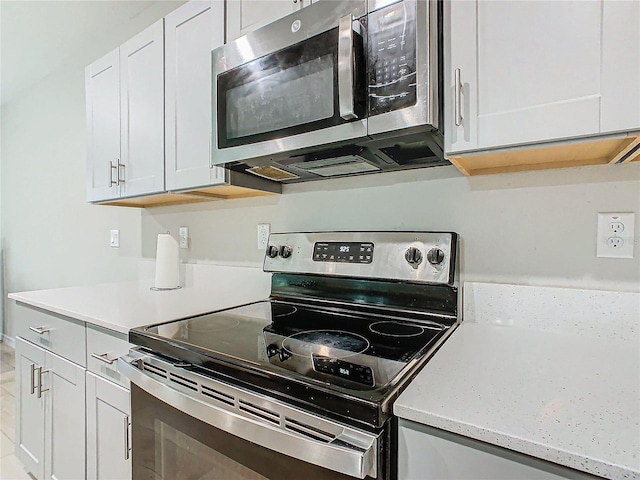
36, 366, 50, 399
117, 160, 125, 185
91, 352, 117, 365
124, 415, 131, 460
29, 326, 51, 335
454, 68, 463, 127
30, 363, 37, 395
109, 161, 118, 186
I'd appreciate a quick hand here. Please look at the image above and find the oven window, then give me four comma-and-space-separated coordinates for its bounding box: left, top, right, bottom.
131, 385, 374, 480
217, 27, 365, 149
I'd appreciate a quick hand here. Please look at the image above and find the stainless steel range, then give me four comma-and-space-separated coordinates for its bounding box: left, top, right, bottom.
118, 231, 460, 479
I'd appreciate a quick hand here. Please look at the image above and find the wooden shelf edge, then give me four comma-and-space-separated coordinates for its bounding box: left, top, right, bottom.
608, 136, 640, 164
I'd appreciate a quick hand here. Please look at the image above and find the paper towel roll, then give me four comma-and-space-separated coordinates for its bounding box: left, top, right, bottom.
154, 233, 180, 289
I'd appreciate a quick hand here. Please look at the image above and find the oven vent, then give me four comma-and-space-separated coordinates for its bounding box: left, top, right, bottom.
284, 417, 335, 443
169, 372, 198, 391
238, 400, 280, 425
201, 385, 235, 406
142, 361, 168, 379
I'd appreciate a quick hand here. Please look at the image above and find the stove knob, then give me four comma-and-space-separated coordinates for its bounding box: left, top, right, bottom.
405, 247, 423, 268
427, 248, 445, 265
266, 344, 279, 358
267, 245, 279, 258
279, 245, 293, 258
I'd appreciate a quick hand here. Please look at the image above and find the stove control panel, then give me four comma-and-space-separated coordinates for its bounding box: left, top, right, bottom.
313, 356, 374, 387
313, 242, 374, 264
264, 232, 458, 286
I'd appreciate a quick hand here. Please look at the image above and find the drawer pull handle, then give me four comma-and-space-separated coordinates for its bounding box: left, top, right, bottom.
124, 415, 131, 460
36, 366, 50, 399
29, 326, 51, 335
91, 352, 118, 365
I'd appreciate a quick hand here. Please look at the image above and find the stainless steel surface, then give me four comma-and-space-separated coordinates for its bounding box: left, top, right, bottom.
454, 68, 462, 127
118, 353, 379, 479
367, 0, 439, 136
117, 160, 125, 184
28, 326, 50, 335
36, 366, 49, 399
30, 363, 36, 396
338, 14, 357, 120
109, 161, 117, 186
124, 415, 130, 461
212, 0, 368, 165
91, 352, 118, 365
264, 232, 455, 285
368, 0, 403, 12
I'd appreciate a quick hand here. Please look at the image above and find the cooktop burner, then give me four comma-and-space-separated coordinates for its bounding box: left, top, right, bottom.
281, 330, 370, 358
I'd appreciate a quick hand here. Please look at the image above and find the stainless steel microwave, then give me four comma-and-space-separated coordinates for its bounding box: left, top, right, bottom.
212, 0, 446, 183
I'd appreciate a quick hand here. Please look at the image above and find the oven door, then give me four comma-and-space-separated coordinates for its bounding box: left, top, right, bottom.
118, 354, 382, 480
212, 0, 367, 166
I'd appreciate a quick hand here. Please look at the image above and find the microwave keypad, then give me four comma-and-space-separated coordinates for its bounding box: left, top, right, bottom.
368, 1, 418, 116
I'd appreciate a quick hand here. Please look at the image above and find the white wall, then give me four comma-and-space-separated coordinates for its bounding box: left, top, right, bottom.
142, 163, 640, 292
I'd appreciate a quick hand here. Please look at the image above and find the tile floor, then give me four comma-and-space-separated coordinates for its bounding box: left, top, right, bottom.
0, 342, 33, 479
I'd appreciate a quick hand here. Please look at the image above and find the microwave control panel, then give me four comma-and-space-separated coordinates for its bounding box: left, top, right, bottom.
367, 1, 418, 116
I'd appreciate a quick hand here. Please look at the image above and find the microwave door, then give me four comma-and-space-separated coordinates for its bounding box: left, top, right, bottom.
212, 2, 367, 166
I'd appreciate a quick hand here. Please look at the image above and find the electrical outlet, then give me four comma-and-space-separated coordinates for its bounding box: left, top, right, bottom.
257, 223, 270, 250
110, 230, 120, 248
179, 226, 189, 249
597, 213, 635, 258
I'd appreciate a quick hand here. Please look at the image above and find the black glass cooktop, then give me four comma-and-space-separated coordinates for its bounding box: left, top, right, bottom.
130, 299, 453, 428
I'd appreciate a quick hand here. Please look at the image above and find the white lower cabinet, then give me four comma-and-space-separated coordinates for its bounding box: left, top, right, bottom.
15, 337, 86, 480
86, 372, 131, 480
398, 419, 599, 480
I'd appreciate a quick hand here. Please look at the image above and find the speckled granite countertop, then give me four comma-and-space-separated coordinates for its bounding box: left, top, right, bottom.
394, 283, 640, 480
8, 264, 271, 334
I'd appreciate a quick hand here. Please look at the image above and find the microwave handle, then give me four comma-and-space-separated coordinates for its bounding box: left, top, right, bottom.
338, 14, 357, 120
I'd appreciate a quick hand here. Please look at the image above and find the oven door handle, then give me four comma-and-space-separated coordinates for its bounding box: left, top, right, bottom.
118, 356, 378, 479
338, 14, 358, 120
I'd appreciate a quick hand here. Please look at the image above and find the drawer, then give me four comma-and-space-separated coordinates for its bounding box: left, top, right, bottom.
86, 325, 131, 389
14, 303, 86, 366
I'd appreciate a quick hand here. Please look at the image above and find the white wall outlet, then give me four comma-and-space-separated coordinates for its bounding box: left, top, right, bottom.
179, 226, 189, 249
597, 213, 635, 258
257, 223, 270, 250
110, 229, 120, 248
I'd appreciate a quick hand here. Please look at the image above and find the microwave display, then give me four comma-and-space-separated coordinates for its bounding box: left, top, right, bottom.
368, 1, 418, 116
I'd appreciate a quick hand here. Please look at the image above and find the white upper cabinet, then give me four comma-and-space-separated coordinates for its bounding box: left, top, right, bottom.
85, 49, 120, 202
165, 1, 226, 191
226, 0, 305, 42
446, 0, 640, 156
86, 20, 165, 202
119, 20, 165, 198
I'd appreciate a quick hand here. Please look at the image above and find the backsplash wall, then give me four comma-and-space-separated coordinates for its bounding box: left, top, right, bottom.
142, 161, 640, 292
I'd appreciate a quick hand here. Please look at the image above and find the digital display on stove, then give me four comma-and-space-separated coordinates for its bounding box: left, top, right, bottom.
313, 356, 374, 386
313, 242, 374, 264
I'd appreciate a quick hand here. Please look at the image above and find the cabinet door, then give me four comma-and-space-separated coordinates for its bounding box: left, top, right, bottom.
45, 351, 86, 480
120, 20, 165, 199
15, 338, 46, 480
86, 48, 120, 202
226, 0, 299, 42
86, 372, 131, 480
600, 0, 640, 134
165, 0, 226, 191
447, 1, 603, 154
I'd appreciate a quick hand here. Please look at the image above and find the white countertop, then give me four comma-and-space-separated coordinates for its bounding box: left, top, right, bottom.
8, 264, 271, 334
394, 322, 640, 479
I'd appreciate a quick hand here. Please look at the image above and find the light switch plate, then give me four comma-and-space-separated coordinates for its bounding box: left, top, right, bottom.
110, 230, 120, 248
596, 213, 635, 258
